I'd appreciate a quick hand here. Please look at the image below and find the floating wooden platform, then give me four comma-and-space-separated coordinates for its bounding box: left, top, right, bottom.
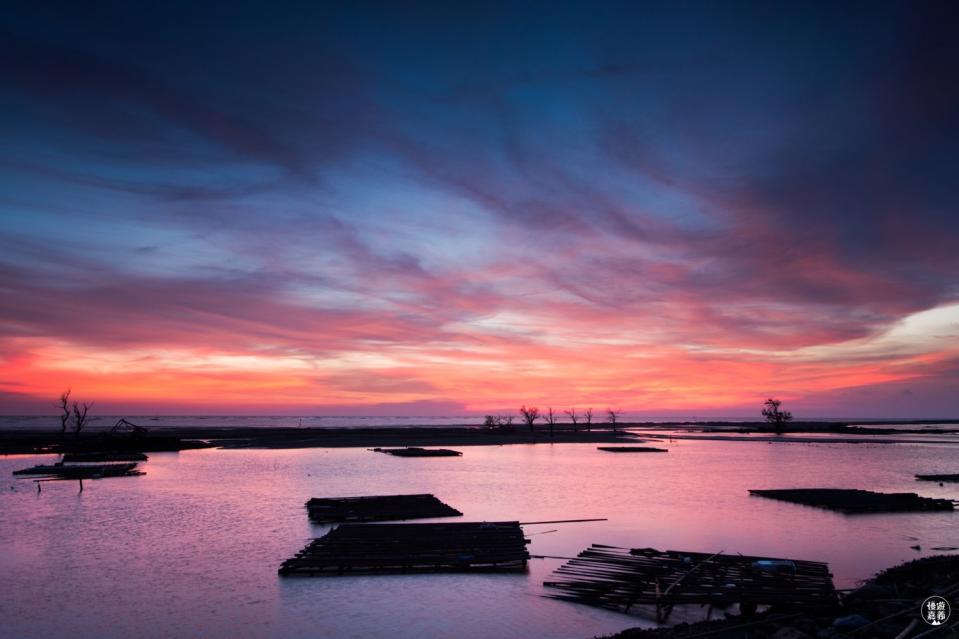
62, 451, 148, 462
13, 462, 143, 479
916, 474, 959, 483
597, 447, 668, 453
305, 494, 463, 523
279, 522, 529, 576
748, 488, 955, 513
372, 447, 463, 457
544, 545, 836, 621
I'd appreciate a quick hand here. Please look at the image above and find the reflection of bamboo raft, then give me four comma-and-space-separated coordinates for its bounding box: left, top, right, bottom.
279, 522, 529, 576
372, 447, 463, 457
544, 545, 836, 622
749, 488, 955, 513
916, 474, 959, 483
13, 463, 144, 479
306, 494, 463, 523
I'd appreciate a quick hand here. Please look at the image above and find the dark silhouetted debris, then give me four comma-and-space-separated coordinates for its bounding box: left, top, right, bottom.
109, 418, 149, 435
279, 521, 529, 576
916, 473, 959, 482
305, 494, 463, 523
599, 555, 959, 639
748, 488, 955, 513
597, 447, 669, 453
870, 553, 959, 592
62, 451, 148, 462
544, 545, 835, 622
0, 430, 211, 455
372, 447, 463, 457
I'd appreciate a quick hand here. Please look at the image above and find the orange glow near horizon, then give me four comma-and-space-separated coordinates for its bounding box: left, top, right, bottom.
3, 302, 957, 416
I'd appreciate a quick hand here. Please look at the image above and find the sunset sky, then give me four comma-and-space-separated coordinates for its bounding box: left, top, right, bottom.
2, 2, 957, 417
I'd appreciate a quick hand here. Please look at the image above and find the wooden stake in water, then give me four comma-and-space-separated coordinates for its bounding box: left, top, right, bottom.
518, 518, 607, 525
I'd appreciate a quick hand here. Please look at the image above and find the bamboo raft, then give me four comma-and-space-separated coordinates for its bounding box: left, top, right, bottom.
279, 522, 529, 576
916, 474, 959, 483
748, 488, 955, 513
305, 494, 463, 523
13, 462, 144, 479
544, 545, 836, 622
597, 447, 668, 453
372, 447, 463, 457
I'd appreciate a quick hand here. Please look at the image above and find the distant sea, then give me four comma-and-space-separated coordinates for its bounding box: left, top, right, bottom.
0, 414, 953, 432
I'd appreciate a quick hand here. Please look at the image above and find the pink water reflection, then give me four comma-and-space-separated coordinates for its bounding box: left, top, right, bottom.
1, 439, 956, 638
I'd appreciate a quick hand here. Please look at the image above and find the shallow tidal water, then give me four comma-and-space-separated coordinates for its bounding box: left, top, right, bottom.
1, 437, 957, 639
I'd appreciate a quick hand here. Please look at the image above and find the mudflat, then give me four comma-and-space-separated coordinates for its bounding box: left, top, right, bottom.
0, 426, 641, 453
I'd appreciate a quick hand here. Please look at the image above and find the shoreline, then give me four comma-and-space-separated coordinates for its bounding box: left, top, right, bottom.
2, 421, 958, 454
0, 426, 642, 454
215, 426, 644, 449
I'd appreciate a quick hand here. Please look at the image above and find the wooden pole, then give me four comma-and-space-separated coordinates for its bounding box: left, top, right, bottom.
518, 518, 607, 525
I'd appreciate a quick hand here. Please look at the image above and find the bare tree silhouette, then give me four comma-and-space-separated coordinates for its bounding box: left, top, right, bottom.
519, 405, 539, 432
606, 408, 620, 432
584, 407, 593, 432
762, 398, 792, 434
564, 408, 579, 433
484, 414, 515, 430
543, 407, 557, 437
72, 401, 93, 440
57, 389, 71, 441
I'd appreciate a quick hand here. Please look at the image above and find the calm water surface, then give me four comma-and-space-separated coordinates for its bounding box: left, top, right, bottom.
2, 439, 957, 638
